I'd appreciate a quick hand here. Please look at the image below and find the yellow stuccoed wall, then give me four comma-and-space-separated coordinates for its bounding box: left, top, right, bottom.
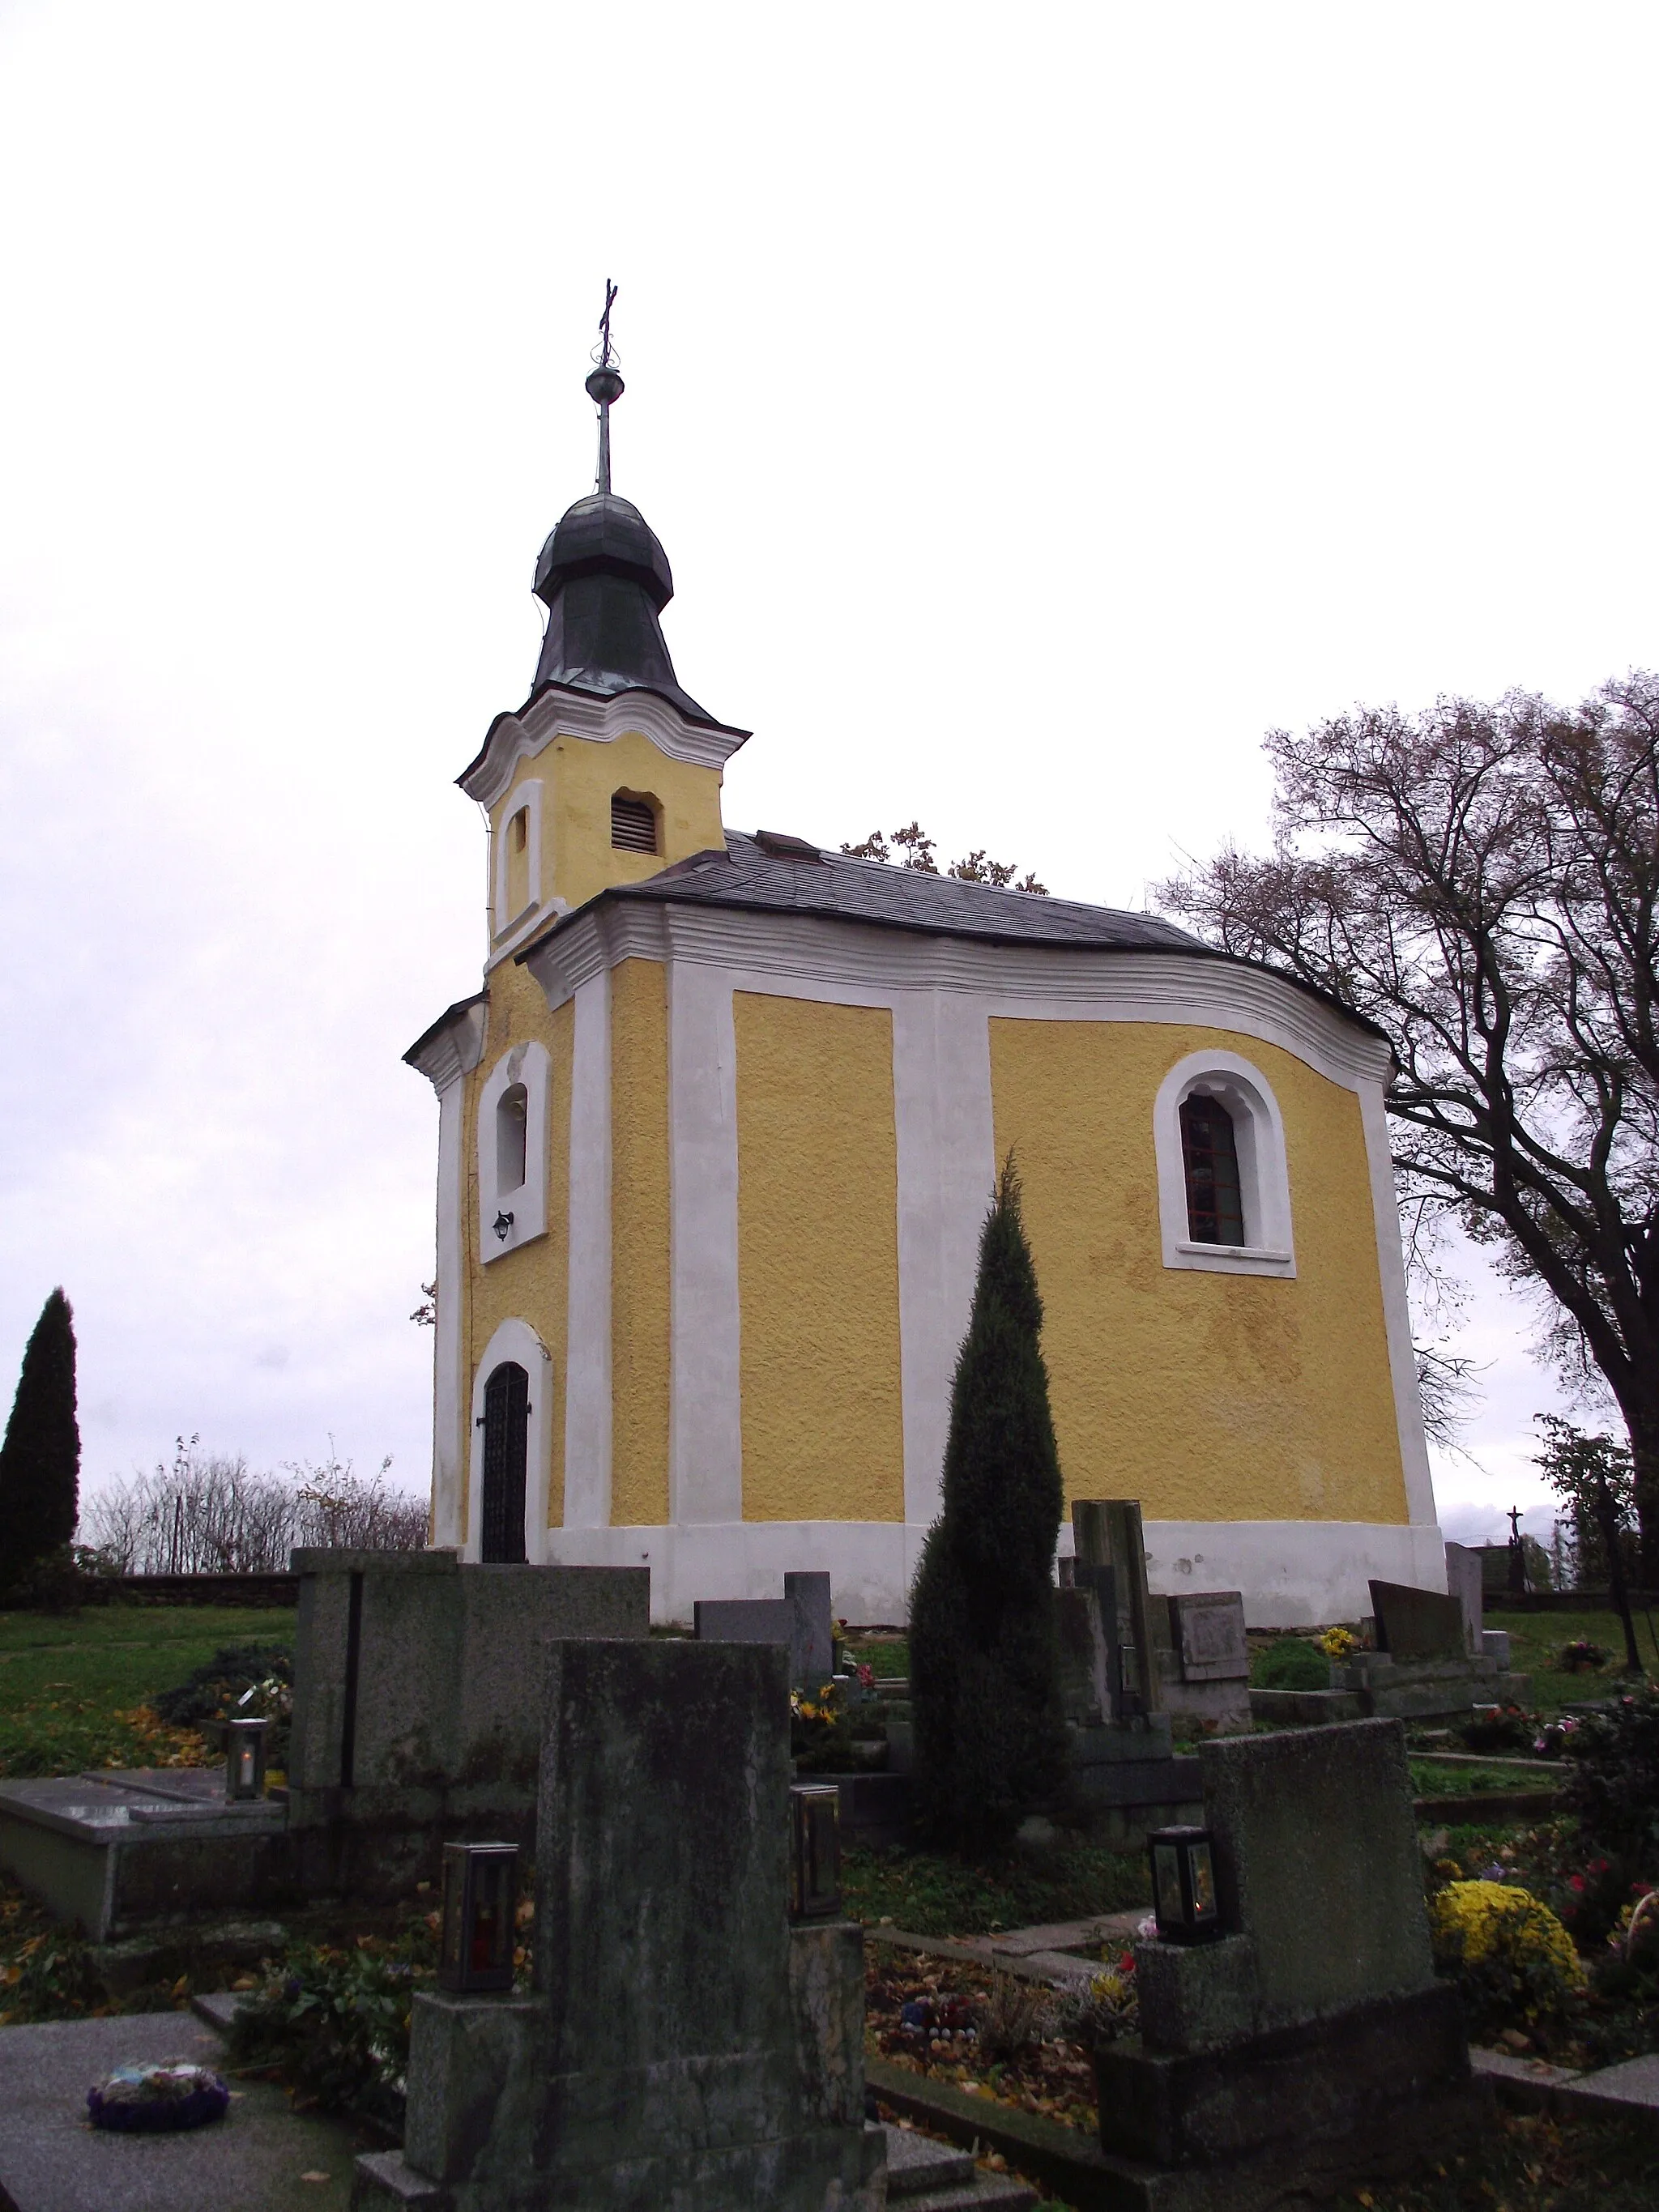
610, 958, 672, 1526
989, 1018, 1408, 1525
734, 993, 906, 1523
456, 960, 573, 1535
492, 728, 727, 919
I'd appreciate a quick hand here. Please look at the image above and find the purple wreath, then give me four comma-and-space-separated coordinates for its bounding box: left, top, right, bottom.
87, 2060, 232, 2133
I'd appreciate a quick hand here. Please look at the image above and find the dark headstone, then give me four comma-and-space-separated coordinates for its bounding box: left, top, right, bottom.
1073, 1500, 1162, 1715
1055, 1587, 1111, 1721
694, 1596, 795, 1662
1369, 1579, 1466, 1661
1170, 1591, 1249, 1682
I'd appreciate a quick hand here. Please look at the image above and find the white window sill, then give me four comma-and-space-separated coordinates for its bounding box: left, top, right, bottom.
1177, 1242, 1292, 1264
492, 902, 539, 946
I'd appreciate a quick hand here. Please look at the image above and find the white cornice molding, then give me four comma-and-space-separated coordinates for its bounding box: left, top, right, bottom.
404, 997, 488, 1094
459, 687, 750, 808
520, 902, 1392, 1093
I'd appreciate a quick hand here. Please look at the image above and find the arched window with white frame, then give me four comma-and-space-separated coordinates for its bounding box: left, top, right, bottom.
492, 778, 543, 940
1152, 1050, 1296, 1277
478, 1042, 549, 1261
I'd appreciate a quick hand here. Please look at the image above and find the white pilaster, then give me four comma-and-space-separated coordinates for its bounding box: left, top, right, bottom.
562, 970, 613, 1528
891, 991, 996, 1532
1358, 1076, 1441, 1540
431, 1076, 467, 1548
667, 961, 744, 1522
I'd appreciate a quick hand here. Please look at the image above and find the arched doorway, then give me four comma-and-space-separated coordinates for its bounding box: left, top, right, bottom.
480, 1361, 529, 1563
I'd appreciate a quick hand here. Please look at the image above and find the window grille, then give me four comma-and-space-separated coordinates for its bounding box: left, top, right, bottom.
1179, 1094, 1245, 1246
480, 1362, 529, 1564
611, 792, 659, 854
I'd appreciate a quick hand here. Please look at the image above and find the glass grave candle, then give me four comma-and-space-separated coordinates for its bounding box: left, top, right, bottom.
224, 1715, 270, 1802
438, 1842, 519, 1993
788, 1783, 842, 1920
1147, 1823, 1222, 1945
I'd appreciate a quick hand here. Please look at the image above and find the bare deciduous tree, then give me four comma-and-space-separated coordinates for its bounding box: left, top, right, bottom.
1160, 675, 1659, 1575
80, 1438, 427, 1573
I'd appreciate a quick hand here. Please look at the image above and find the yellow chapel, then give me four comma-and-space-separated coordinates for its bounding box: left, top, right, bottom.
404, 347, 1443, 1626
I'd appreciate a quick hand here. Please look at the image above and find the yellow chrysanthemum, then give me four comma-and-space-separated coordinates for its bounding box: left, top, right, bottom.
1428, 1881, 1584, 1989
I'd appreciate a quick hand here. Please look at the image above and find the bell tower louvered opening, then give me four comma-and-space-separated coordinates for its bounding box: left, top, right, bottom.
611, 791, 659, 855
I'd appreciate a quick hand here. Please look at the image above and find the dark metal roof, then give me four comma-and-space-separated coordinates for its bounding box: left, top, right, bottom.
528, 491, 715, 724
516, 833, 1391, 1043
522, 833, 1196, 953
401, 991, 487, 1069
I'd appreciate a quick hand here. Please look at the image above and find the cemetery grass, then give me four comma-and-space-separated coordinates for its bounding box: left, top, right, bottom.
842, 1839, 1148, 1936
1331, 2107, 1659, 2211
1491, 1608, 1659, 1709
1410, 1758, 1561, 1799
0, 1604, 295, 1775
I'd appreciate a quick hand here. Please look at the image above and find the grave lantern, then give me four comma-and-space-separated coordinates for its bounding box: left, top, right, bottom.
224, 1715, 269, 1802
438, 1842, 518, 1992
788, 1783, 841, 1920
1147, 1824, 1221, 1946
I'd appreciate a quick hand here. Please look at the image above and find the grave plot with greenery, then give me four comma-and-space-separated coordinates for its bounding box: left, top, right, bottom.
0, 1604, 295, 1776
842, 1839, 1148, 1937
866, 1950, 1106, 2132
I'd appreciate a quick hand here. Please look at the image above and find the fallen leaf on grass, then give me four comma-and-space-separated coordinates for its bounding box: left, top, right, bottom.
299, 2173, 330, 2184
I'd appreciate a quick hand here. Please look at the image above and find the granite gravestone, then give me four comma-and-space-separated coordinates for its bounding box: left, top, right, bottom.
1055, 1585, 1115, 1723
285, 1549, 647, 1894
785, 1572, 836, 1685
0, 1549, 650, 1934
356, 1639, 884, 2211
1171, 1592, 1248, 1681
695, 1579, 836, 1690
1073, 1499, 1164, 1717
1095, 1719, 1478, 2204
1443, 1544, 1484, 1658
1160, 1591, 1252, 1733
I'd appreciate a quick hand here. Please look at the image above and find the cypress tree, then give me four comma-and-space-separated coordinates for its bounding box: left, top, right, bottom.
0, 1289, 81, 1594
910, 1156, 1067, 1852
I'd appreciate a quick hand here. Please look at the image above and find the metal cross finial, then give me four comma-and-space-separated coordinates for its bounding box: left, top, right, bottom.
1507, 1506, 1524, 1541
584, 279, 625, 497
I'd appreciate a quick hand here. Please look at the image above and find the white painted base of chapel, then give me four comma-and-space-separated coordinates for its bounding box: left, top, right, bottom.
530, 1517, 1448, 1629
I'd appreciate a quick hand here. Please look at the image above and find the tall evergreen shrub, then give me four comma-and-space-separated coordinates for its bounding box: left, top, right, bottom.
0, 1289, 81, 1596
910, 1157, 1067, 1852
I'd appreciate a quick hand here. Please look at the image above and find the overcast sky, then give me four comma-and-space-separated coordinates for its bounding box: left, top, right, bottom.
2, 4, 1655, 1545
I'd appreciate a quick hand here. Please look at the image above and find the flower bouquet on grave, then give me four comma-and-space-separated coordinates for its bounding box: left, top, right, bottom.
1534, 1714, 1581, 1757
1458, 1703, 1539, 1754
791, 1679, 847, 1767
1056, 1954, 1140, 2049
87, 2060, 230, 2133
